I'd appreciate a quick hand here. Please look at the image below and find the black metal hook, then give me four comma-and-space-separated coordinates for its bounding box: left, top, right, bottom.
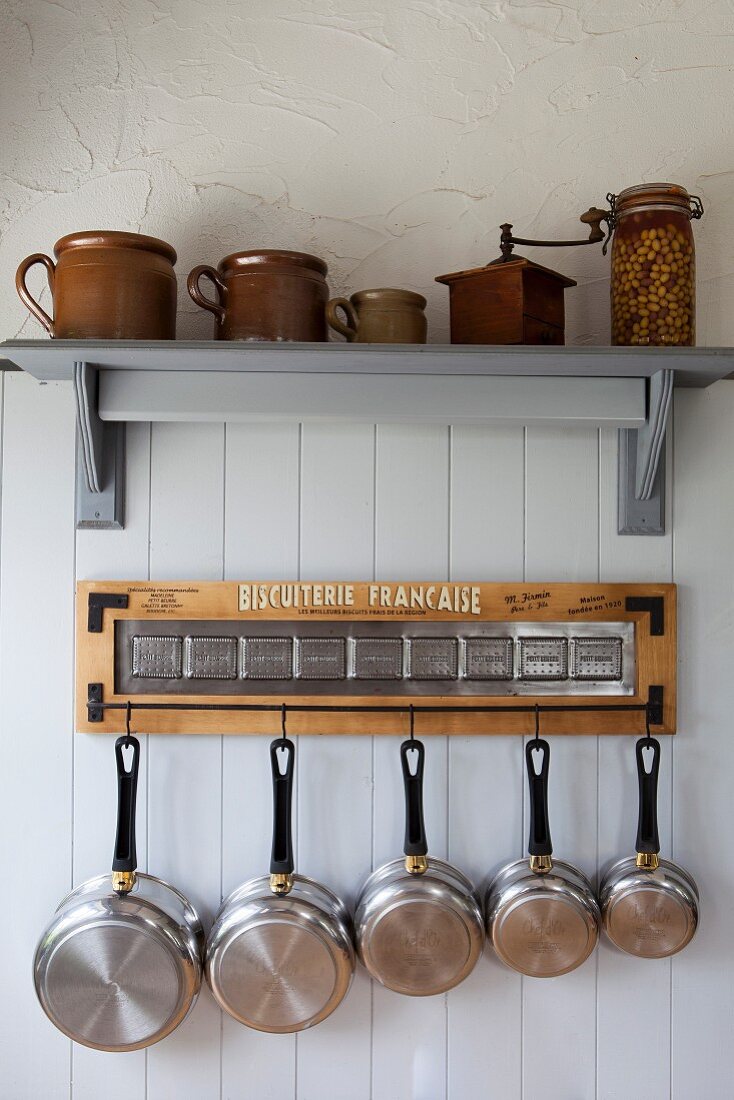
534, 703, 541, 745
645, 702, 654, 745
125, 700, 133, 745
281, 702, 288, 742
409, 704, 415, 742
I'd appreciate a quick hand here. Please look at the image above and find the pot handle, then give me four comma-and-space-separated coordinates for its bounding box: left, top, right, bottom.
187, 264, 227, 323
270, 736, 295, 894
526, 738, 553, 870
401, 738, 428, 872
112, 735, 140, 894
635, 736, 661, 864
326, 297, 359, 342
15, 253, 56, 335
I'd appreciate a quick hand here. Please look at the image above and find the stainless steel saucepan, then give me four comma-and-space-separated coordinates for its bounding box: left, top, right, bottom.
205, 735, 355, 1033
486, 738, 600, 978
599, 735, 698, 958
34, 735, 204, 1051
354, 737, 484, 996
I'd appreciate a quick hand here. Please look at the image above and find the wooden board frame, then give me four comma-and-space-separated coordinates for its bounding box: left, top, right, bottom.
75, 580, 676, 736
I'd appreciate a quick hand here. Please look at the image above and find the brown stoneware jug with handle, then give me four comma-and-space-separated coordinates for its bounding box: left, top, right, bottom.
327, 288, 427, 343
16, 231, 178, 339
187, 250, 329, 341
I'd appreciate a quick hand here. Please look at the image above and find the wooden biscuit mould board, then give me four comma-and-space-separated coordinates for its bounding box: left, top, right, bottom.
76, 580, 675, 736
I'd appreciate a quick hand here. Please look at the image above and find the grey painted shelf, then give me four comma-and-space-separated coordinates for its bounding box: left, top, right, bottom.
2, 339, 733, 386
1, 341, 732, 533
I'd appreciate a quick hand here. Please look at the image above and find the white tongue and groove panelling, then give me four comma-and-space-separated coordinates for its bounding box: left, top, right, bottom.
2, 375, 733, 1099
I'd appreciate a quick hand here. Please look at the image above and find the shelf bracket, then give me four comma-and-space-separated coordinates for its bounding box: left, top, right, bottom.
73, 361, 125, 530
618, 368, 673, 536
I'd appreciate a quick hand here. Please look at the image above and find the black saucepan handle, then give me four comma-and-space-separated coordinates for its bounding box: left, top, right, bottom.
526, 738, 552, 857
270, 737, 295, 875
112, 736, 140, 873
635, 736, 661, 855
401, 738, 428, 857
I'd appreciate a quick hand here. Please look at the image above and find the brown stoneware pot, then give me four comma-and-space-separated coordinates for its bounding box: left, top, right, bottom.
16, 231, 178, 339
188, 250, 329, 341
327, 288, 427, 343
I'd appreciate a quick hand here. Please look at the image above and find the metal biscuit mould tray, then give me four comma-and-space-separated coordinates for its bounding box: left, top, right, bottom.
117, 619, 635, 698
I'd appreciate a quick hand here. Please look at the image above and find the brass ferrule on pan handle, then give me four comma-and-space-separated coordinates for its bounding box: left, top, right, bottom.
405, 855, 428, 875
270, 872, 294, 896
636, 852, 660, 871
112, 870, 136, 895
529, 854, 553, 875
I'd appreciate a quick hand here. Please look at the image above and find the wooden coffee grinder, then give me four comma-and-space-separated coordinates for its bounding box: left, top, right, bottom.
435, 207, 610, 345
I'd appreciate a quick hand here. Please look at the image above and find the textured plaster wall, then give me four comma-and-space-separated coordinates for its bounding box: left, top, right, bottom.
2, 0, 733, 345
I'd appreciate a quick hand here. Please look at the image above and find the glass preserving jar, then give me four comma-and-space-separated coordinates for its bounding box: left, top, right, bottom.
609, 184, 703, 346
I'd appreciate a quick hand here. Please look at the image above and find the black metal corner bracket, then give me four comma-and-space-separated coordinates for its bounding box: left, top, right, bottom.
646, 685, 664, 726
88, 592, 129, 633
625, 595, 665, 636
